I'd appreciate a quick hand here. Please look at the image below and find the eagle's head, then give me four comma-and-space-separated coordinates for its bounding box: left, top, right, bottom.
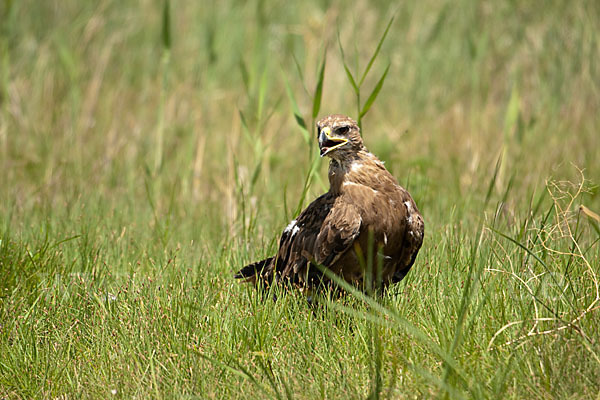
317, 114, 364, 159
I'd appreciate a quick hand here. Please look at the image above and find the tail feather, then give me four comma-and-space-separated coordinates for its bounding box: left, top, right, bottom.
234, 257, 274, 284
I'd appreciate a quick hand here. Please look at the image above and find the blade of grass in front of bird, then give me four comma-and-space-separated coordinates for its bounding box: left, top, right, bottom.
359, 62, 390, 119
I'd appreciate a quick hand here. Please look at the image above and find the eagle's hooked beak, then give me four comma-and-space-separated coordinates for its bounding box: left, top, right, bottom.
318, 127, 349, 157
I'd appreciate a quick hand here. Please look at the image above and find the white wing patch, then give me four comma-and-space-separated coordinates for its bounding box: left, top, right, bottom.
405, 201, 414, 224
291, 225, 300, 237
284, 219, 297, 235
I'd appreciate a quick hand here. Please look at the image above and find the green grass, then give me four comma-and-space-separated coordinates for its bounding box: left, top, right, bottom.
1, 0, 600, 398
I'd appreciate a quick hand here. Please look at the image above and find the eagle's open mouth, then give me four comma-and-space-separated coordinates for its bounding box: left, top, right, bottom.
319, 128, 349, 157
319, 137, 348, 156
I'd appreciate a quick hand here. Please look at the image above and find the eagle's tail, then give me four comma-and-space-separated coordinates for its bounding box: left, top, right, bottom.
234, 257, 274, 284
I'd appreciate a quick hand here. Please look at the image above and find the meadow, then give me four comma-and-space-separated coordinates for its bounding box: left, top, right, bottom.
1, 0, 599, 398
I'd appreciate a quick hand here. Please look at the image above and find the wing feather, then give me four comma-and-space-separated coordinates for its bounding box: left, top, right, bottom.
273, 193, 361, 285
315, 202, 361, 266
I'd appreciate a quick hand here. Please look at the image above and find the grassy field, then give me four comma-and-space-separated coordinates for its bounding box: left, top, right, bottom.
1, 0, 600, 398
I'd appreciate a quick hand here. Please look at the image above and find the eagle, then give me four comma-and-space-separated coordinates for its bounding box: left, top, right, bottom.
235, 114, 424, 293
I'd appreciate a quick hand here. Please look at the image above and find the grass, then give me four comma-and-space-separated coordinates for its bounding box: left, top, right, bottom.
1, 0, 600, 398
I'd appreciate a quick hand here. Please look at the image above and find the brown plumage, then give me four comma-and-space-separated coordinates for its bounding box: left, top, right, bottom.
235, 114, 424, 292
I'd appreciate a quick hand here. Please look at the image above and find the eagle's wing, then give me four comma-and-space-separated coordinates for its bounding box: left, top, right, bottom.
274, 194, 361, 284
314, 200, 361, 266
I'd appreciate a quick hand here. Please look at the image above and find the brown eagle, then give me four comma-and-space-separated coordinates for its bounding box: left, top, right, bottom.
235, 114, 424, 292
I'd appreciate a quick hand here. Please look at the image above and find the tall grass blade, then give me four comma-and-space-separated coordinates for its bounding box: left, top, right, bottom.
491, 228, 548, 270
359, 17, 394, 86
291, 52, 309, 96
239, 59, 250, 93
257, 67, 268, 123
425, 4, 449, 44
503, 84, 520, 138
312, 49, 327, 119
359, 62, 390, 119
337, 28, 358, 92
485, 154, 502, 208
161, 0, 171, 50
155, 0, 172, 173
281, 70, 310, 143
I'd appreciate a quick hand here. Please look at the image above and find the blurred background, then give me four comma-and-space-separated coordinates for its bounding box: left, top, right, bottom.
1, 0, 599, 262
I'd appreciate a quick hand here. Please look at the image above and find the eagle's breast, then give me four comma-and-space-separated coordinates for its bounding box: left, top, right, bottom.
330, 154, 424, 282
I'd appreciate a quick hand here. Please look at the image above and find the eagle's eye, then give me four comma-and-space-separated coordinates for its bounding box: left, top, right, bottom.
336, 126, 350, 135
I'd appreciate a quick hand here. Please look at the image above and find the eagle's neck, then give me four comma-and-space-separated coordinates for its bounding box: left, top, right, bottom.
328, 149, 377, 195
